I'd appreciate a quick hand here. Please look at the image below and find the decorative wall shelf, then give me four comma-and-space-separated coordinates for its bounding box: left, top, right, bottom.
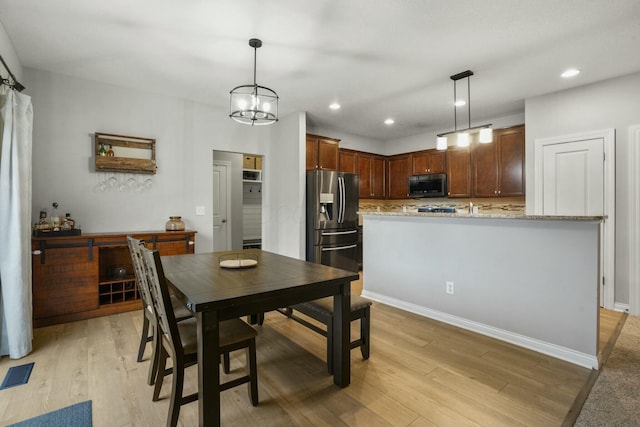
94, 132, 157, 174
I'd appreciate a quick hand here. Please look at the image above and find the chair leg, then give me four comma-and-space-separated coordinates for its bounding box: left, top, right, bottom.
147, 324, 161, 385
137, 313, 150, 362
223, 352, 231, 374
153, 347, 168, 401
247, 339, 259, 406
327, 318, 334, 375
360, 308, 371, 360
167, 357, 184, 427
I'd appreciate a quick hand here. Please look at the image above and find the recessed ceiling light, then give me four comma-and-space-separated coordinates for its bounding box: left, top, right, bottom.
329, 103, 341, 110
454, 100, 466, 107
561, 68, 581, 78
384, 118, 395, 125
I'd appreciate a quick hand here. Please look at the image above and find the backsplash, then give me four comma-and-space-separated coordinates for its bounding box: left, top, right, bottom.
359, 197, 525, 215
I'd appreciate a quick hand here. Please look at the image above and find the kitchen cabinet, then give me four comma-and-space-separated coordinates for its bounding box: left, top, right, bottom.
358, 152, 386, 199
446, 146, 471, 198
472, 125, 525, 197
32, 230, 196, 327
387, 154, 412, 199
411, 149, 446, 175
306, 134, 340, 171
339, 149, 358, 173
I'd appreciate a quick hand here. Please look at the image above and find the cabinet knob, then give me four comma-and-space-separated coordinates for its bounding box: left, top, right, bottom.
32, 250, 42, 255
188, 241, 195, 245
494, 190, 497, 194
498, 190, 501, 194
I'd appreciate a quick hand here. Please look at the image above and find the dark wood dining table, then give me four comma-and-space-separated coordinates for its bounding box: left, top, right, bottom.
161, 249, 360, 427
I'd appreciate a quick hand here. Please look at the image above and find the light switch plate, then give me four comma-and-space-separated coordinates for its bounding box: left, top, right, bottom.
195, 206, 205, 216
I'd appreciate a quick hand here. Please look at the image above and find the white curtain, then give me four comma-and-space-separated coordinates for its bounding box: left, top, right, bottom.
0, 86, 33, 358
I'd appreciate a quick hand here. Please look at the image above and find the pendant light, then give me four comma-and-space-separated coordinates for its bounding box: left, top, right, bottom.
229, 38, 279, 126
436, 70, 492, 150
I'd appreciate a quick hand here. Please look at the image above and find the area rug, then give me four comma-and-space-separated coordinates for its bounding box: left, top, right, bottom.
7, 400, 92, 427
0, 362, 34, 390
574, 315, 640, 427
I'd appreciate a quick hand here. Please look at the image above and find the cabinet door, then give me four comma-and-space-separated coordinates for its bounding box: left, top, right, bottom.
388, 154, 411, 199
412, 152, 430, 175
339, 149, 358, 173
32, 246, 99, 319
306, 136, 319, 171
318, 138, 339, 170
472, 142, 499, 197
358, 154, 373, 199
371, 156, 386, 198
428, 151, 446, 174
497, 126, 525, 196
446, 147, 471, 198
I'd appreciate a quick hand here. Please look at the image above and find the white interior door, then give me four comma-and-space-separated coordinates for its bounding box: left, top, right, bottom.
213, 162, 231, 251
535, 130, 615, 309
542, 139, 604, 216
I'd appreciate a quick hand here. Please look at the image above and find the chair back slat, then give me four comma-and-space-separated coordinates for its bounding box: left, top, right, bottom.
126, 236, 153, 310
140, 246, 182, 353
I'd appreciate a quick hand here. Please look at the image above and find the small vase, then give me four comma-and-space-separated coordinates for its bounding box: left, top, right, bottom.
166, 216, 185, 231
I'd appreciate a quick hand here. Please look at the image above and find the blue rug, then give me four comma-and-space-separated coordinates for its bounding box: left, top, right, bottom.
7, 400, 92, 427
0, 362, 34, 390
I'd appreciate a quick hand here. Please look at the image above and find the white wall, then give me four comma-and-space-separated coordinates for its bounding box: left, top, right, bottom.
306, 125, 386, 154
525, 71, 640, 307
0, 22, 22, 81
25, 68, 306, 257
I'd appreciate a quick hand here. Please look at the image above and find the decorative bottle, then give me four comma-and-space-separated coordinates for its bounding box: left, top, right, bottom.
106, 144, 115, 157
64, 213, 75, 230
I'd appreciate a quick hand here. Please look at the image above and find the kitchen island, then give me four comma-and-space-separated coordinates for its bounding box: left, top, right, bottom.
361, 211, 603, 368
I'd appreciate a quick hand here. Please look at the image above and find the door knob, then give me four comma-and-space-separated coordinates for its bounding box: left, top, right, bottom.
221, 219, 227, 223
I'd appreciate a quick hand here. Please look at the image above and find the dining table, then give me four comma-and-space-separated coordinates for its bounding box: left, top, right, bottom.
160, 249, 360, 427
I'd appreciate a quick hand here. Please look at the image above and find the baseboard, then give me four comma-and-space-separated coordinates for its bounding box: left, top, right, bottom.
362, 290, 599, 369
614, 302, 630, 313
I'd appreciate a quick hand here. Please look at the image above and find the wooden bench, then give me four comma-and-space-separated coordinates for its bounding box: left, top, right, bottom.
279, 295, 372, 374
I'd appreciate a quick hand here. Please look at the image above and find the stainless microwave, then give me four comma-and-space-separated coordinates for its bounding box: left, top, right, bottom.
409, 173, 447, 198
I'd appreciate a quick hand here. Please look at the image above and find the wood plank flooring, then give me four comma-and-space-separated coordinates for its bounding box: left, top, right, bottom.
0, 275, 625, 427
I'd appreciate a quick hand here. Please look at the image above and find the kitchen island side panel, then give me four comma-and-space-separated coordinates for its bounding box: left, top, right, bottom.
362, 214, 600, 367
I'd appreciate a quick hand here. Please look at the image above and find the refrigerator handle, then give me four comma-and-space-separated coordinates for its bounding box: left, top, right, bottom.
338, 176, 345, 223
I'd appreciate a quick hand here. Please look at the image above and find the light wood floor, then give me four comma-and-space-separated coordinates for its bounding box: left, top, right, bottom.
0, 276, 626, 427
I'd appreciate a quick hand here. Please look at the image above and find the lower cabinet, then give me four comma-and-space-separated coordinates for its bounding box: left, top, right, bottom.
31, 230, 196, 327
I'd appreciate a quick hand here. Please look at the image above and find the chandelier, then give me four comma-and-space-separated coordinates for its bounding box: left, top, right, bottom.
229, 38, 279, 126
436, 70, 492, 150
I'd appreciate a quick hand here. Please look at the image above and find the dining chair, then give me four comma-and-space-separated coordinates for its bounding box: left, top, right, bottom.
140, 246, 259, 427
282, 294, 371, 374
127, 236, 193, 385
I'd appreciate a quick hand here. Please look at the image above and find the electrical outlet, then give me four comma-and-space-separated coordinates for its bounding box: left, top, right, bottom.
446, 281, 455, 295
195, 206, 205, 216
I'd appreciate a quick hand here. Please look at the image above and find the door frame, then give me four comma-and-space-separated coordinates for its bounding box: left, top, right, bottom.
534, 128, 615, 309
629, 125, 640, 315
213, 160, 232, 251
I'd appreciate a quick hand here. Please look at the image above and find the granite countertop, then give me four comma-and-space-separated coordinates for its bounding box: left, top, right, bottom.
360, 211, 604, 221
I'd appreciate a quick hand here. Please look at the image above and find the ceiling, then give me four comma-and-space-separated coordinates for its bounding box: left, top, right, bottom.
1, 0, 640, 141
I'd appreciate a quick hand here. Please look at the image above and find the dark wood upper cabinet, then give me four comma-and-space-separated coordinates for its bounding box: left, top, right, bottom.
446, 146, 471, 198
388, 154, 411, 199
306, 134, 339, 171
339, 149, 358, 173
411, 150, 446, 175
471, 125, 525, 197
358, 152, 386, 199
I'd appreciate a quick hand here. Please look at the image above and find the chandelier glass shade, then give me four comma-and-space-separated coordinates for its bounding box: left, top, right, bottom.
229, 39, 278, 126
436, 70, 492, 150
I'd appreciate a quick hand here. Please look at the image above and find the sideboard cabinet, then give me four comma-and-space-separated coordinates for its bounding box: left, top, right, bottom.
31, 230, 196, 327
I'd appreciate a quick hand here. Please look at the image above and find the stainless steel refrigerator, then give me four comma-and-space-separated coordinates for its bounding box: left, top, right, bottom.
306, 170, 359, 272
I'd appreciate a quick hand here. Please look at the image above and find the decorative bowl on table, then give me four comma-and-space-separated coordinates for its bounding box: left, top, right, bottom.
219, 252, 259, 269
